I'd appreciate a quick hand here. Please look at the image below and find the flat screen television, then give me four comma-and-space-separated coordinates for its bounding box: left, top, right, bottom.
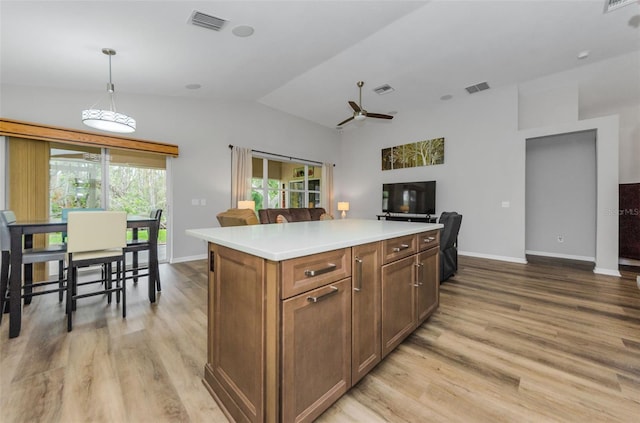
382, 181, 436, 215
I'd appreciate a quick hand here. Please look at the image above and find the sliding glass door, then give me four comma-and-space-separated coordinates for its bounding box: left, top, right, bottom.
49, 143, 167, 262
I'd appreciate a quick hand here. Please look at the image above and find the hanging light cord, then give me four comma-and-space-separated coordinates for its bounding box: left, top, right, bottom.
88, 49, 118, 112
106, 51, 117, 112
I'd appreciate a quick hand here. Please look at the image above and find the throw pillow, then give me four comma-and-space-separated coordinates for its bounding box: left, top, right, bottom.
276, 214, 288, 224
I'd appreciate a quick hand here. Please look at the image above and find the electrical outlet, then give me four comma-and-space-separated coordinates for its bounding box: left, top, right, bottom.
557, 235, 564, 243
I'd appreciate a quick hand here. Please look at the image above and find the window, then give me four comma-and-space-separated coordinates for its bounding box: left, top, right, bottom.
251, 157, 322, 210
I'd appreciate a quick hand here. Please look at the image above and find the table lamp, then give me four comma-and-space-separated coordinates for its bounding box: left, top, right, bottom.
238, 200, 255, 210
337, 202, 350, 219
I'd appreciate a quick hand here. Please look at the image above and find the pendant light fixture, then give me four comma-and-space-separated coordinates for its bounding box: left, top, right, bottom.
82, 48, 136, 133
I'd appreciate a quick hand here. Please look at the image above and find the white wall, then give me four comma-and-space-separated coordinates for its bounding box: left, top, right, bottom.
583, 103, 640, 184
337, 54, 631, 275
0, 84, 340, 261
337, 84, 526, 263
1, 52, 636, 272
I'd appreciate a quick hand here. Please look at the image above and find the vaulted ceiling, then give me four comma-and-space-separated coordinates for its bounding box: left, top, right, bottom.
1, 1, 639, 129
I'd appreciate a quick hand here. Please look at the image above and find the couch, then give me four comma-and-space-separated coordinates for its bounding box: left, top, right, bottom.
216, 208, 260, 227
258, 207, 327, 224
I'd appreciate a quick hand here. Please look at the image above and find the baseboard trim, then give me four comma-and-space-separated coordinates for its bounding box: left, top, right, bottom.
458, 251, 527, 264
593, 267, 622, 277
525, 250, 595, 262
171, 254, 207, 264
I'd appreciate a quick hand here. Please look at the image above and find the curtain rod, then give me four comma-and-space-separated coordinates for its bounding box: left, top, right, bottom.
228, 144, 334, 167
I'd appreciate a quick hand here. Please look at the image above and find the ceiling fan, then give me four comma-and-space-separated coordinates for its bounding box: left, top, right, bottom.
337, 81, 394, 127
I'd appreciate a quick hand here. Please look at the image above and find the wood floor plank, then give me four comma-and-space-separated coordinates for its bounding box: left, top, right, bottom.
1, 256, 639, 422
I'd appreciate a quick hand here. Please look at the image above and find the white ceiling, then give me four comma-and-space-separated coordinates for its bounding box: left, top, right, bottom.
1, 1, 639, 129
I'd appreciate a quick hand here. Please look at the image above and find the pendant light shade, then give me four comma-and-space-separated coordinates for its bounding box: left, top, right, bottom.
82, 48, 136, 133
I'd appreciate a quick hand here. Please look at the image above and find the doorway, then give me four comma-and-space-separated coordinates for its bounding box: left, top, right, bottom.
525, 130, 597, 262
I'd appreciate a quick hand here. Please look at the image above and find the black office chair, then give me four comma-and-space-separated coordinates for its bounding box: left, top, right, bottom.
438, 211, 463, 282
123, 209, 162, 291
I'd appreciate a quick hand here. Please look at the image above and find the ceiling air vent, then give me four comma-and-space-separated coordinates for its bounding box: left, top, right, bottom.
465, 81, 490, 94
373, 84, 395, 95
604, 0, 636, 13
189, 10, 227, 31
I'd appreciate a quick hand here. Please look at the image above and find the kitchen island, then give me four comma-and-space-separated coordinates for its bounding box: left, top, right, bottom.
187, 219, 442, 423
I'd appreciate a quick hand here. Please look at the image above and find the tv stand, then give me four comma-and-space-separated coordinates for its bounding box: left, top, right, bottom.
377, 214, 437, 223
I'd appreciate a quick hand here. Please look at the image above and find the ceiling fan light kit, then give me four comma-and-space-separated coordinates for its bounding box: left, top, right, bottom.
82, 48, 136, 134
336, 81, 394, 128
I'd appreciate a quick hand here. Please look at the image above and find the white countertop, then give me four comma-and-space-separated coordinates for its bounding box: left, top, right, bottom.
186, 218, 443, 261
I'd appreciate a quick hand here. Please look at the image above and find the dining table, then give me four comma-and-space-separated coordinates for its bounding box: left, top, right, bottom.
6, 215, 159, 338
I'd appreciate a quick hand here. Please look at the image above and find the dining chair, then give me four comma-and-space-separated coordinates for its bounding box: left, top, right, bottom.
0, 210, 67, 325
60, 207, 104, 242
65, 210, 127, 331
123, 209, 162, 291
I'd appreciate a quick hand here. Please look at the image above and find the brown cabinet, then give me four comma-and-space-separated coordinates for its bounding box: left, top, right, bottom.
206, 244, 267, 423
281, 278, 352, 423
381, 230, 440, 358
382, 233, 417, 264
203, 230, 439, 422
281, 248, 351, 299
416, 247, 439, 324
381, 254, 416, 357
351, 242, 382, 384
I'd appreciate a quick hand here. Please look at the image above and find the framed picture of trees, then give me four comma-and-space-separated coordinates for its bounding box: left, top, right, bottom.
382, 137, 444, 170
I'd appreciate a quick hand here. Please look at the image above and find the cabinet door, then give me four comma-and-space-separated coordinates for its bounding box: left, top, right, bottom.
381, 255, 416, 357
281, 278, 352, 423
209, 245, 265, 423
352, 242, 381, 384
416, 247, 439, 325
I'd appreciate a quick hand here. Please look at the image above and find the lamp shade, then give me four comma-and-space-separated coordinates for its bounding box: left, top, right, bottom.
82, 109, 136, 133
337, 201, 349, 219
238, 200, 255, 210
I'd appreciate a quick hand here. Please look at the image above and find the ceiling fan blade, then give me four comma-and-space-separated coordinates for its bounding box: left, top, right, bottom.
348, 101, 361, 112
366, 113, 394, 120
337, 116, 354, 127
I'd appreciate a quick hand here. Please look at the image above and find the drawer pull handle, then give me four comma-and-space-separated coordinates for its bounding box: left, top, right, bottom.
307, 286, 339, 303
393, 244, 410, 252
354, 257, 363, 292
424, 237, 436, 242
414, 262, 424, 287
304, 263, 337, 277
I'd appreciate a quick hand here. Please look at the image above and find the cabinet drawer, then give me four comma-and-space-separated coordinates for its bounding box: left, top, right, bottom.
281, 248, 352, 299
382, 234, 417, 264
417, 230, 440, 251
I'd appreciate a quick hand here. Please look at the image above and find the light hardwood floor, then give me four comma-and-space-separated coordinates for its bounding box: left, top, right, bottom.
1, 257, 639, 422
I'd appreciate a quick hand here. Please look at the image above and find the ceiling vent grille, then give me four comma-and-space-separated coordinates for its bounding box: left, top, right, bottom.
189, 10, 227, 31
374, 84, 395, 95
465, 81, 490, 94
604, 0, 636, 13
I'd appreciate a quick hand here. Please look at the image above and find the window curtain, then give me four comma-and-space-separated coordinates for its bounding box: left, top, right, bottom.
321, 163, 334, 216
231, 146, 252, 208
